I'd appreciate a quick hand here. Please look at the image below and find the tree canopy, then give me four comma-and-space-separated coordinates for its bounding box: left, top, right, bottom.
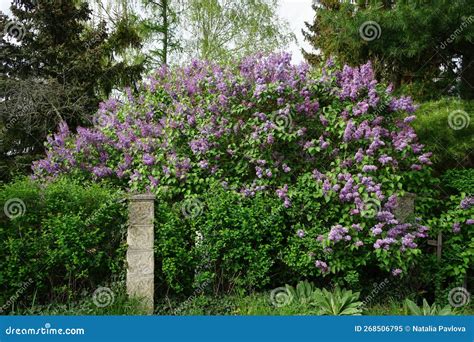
303, 0, 474, 100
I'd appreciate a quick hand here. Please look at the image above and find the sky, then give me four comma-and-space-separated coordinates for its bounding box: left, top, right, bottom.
0, 0, 315, 63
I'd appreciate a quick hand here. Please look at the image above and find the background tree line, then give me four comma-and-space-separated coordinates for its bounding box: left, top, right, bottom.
1, 0, 472, 182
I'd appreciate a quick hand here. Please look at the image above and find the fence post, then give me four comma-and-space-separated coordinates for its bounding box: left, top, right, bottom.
127, 193, 155, 314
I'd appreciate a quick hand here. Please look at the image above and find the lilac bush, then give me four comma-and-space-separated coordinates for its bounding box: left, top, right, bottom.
33, 53, 433, 278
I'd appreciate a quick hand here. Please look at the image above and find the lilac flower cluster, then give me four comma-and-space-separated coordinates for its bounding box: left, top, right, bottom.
460, 197, 474, 210
32, 53, 433, 275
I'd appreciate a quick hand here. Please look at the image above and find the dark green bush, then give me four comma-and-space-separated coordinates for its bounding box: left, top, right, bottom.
442, 169, 474, 194
426, 194, 474, 302
0, 177, 127, 311
154, 186, 287, 295
154, 200, 196, 294
412, 99, 473, 172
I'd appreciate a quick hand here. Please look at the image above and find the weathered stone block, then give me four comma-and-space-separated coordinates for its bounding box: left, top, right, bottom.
127, 193, 155, 314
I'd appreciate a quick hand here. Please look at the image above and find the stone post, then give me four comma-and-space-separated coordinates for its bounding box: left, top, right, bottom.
127, 193, 155, 314
393, 192, 416, 223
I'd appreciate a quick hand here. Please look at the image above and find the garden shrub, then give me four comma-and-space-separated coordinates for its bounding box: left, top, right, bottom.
412, 98, 473, 172
426, 194, 474, 302
33, 53, 434, 287
0, 177, 126, 311
189, 187, 286, 293
154, 200, 196, 294
442, 168, 474, 194
154, 186, 286, 294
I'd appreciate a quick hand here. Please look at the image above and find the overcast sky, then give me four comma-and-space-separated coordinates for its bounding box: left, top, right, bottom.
0, 0, 315, 63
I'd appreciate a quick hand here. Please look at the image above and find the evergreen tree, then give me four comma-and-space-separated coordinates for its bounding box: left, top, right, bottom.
303, 0, 474, 100
0, 0, 144, 180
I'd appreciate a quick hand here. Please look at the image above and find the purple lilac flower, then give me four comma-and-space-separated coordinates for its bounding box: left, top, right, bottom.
303, 140, 314, 150
315, 260, 329, 273
354, 241, 364, 247
343, 120, 354, 141
189, 138, 210, 154
297, 229, 305, 238
276, 184, 291, 208
392, 268, 402, 276
328, 225, 349, 242
452, 222, 461, 234
460, 197, 474, 210
362, 165, 377, 172
312, 169, 324, 181
319, 114, 329, 126
199, 160, 209, 169
374, 237, 396, 250
282, 164, 291, 173
378, 155, 393, 165
92, 166, 113, 178
371, 223, 384, 236
402, 233, 417, 248
143, 153, 155, 165
354, 149, 364, 163
323, 179, 331, 194
391, 97, 416, 113
148, 175, 159, 187
466, 219, 474, 225
418, 152, 432, 165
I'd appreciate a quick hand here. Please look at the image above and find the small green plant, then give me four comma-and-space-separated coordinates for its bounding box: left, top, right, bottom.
312, 287, 363, 315
284, 280, 316, 305
404, 298, 453, 316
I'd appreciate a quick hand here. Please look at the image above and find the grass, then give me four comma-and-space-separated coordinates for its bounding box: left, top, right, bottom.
6, 287, 474, 316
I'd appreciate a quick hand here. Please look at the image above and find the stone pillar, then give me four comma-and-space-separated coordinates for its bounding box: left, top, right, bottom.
393, 192, 416, 223
127, 193, 155, 314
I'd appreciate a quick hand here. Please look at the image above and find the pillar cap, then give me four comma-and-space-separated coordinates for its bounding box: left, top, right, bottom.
129, 193, 156, 201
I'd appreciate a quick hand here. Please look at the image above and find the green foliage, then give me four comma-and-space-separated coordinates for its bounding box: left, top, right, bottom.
0, 177, 127, 312
153, 186, 287, 295
0, 0, 144, 181
284, 280, 316, 305
154, 200, 196, 293
404, 298, 453, 316
311, 287, 363, 316
412, 99, 473, 171
426, 194, 474, 291
442, 169, 474, 194
189, 187, 287, 293
182, 0, 295, 63
303, 1, 474, 100
11, 282, 147, 315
